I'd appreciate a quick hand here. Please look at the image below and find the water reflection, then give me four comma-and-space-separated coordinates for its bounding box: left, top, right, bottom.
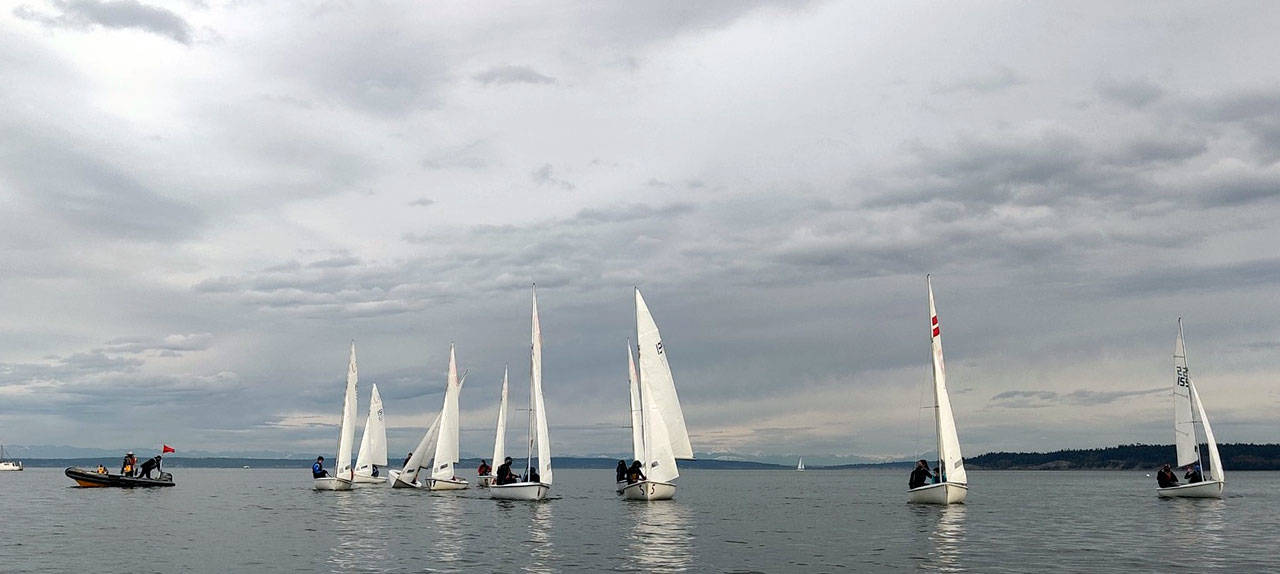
325, 490, 391, 573
1166, 498, 1226, 569
524, 502, 556, 574
625, 502, 695, 573
910, 505, 966, 572
427, 493, 466, 567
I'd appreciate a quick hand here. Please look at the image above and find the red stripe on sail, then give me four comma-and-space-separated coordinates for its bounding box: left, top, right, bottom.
932, 316, 938, 326
932, 327, 940, 337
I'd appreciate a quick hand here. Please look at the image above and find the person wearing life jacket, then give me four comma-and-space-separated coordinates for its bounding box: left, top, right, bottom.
495, 457, 518, 485
626, 460, 646, 484
312, 456, 329, 479
97, 465, 107, 474
615, 460, 627, 483
121, 451, 137, 477
909, 459, 933, 489
477, 459, 491, 477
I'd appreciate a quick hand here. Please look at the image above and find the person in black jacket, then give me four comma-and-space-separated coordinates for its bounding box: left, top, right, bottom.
909, 459, 933, 489
1183, 463, 1203, 483
615, 460, 627, 483
495, 457, 518, 485
1156, 464, 1179, 488
626, 460, 646, 484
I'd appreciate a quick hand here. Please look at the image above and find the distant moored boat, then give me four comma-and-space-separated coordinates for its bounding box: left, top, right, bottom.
0, 445, 21, 471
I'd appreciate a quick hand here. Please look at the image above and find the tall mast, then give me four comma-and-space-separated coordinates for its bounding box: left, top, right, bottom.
1177, 318, 1205, 475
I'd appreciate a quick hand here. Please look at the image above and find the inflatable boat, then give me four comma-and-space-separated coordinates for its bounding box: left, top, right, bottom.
65, 467, 175, 488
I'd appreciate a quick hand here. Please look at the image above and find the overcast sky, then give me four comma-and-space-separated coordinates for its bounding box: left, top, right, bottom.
2, 1, 1278, 463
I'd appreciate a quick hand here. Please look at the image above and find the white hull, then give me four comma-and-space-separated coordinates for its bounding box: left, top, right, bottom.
489, 481, 550, 500
351, 472, 385, 486
1157, 480, 1224, 498
313, 476, 353, 491
0, 462, 22, 471
908, 482, 967, 505
427, 477, 470, 491
477, 474, 494, 487
618, 480, 676, 501
386, 470, 423, 489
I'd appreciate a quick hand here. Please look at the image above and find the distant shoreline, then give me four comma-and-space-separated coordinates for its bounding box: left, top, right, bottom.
14, 443, 1280, 471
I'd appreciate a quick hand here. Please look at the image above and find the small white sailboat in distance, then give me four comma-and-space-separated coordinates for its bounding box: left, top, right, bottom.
491, 285, 552, 501
796, 458, 805, 472
1157, 319, 1225, 498
0, 445, 22, 471
315, 342, 359, 491
352, 383, 388, 486
909, 276, 968, 505
478, 367, 509, 488
427, 344, 468, 491
619, 288, 693, 501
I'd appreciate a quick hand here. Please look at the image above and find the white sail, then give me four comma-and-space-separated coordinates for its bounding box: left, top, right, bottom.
927, 277, 966, 485
634, 288, 693, 459
628, 342, 645, 462
1172, 321, 1198, 468
531, 287, 553, 484
355, 383, 387, 475
432, 345, 462, 481
641, 376, 679, 483
797, 458, 805, 471
491, 367, 509, 468
398, 412, 441, 486
1188, 381, 1224, 482
335, 342, 360, 480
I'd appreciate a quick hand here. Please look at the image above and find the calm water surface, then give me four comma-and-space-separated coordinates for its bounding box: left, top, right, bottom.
1, 467, 1275, 572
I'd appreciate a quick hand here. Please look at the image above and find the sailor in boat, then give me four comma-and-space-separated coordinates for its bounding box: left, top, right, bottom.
477, 459, 491, 478
615, 460, 627, 483
370, 465, 379, 478
96, 465, 108, 474
312, 456, 329, 479
121, 451, 137, 477
626, 460, 646, 484
1183, 463, 1204, 483
403, 452, 412, 467
932, 465, 944, 484
909, 459, 933, 489
137, 455, 164, 479
495, 457, 518, 485
527, 467, 541, 483
1156, 464, 1179, 488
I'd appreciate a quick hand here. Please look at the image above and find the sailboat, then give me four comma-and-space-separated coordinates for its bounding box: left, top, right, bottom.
0, 445, 22, 471
908, 276, 968, 505
389, 345, 467, 489
315, 342, 359, 491
478, 368, 508, 488
490, 286, 552, 501
352, 384, 388, 486
618, 288, 693, 501
1157, 319, 1225, 498
427, 344, 468, 490
796, 458, 805, 472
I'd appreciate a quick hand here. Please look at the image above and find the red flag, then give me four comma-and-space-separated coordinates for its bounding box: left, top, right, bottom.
162, 445, 175, 454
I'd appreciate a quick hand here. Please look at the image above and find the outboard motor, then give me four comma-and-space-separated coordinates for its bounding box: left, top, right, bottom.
159, 472, 173, 482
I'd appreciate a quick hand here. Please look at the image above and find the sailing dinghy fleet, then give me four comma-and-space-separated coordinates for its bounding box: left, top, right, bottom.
300, 279, 1231, 504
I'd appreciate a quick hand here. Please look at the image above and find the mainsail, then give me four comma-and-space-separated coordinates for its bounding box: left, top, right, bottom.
530, 287, 553, 485
927, 277, 966, 485
491, 367, 508, 469
335, 342, 360, 479
354, 383, 387, 475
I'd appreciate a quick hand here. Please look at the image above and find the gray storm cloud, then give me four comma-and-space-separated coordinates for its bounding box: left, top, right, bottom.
1, 1, 1277, 461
